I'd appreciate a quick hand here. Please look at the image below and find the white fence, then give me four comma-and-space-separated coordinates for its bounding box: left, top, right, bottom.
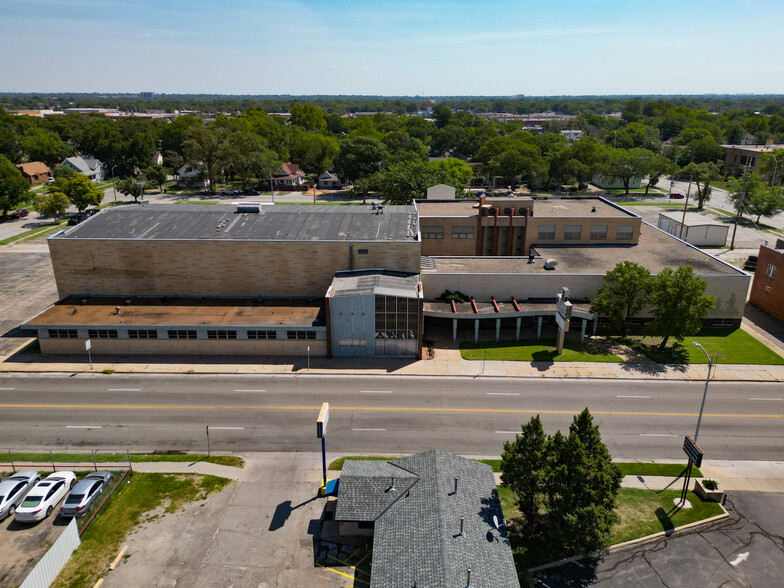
20, 518, 81, 588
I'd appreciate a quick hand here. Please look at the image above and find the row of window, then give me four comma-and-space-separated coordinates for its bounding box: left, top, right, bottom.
538, 225, 634, 241
48, 329, 319, 340
766, 263, 777, 280
421, 226, 474, 240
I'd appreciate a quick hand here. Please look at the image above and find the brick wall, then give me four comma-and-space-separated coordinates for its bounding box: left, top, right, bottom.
749, 246, 784, 321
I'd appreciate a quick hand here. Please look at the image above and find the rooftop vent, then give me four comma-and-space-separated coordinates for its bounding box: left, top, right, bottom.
544, 258, 558, 270
236, 202, 261, 213
591, 205, 597, 212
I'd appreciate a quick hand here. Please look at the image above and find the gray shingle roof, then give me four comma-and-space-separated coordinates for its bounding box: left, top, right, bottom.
335, 449, 520, 588
334, 460, 419, 521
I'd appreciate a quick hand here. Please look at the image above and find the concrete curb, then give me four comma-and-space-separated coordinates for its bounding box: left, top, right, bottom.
528, 507, 730, 574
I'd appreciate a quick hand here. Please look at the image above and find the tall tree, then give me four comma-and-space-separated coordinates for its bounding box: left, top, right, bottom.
333, 136, 387, 185
644, 154, 674, 196
115, 176, 146, 202
145, 164, 168, 193
20, 129, 72, 168
591, 261, 652, 334
681, 161, 721, 209
34, 190, 69, 218
290, 103, 327, 132
501, 415, 547, 525
601, 147, 653, 195
647, 266, 715, 350
53, 173, 104, 211
290, 132, 339, 175
0, 155, 30, 216
182, 121, 232, 190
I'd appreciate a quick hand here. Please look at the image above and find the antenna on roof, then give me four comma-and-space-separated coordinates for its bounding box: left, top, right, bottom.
389, 476, 396, 492
466, 567, 472, 588
458, 516, 465, 537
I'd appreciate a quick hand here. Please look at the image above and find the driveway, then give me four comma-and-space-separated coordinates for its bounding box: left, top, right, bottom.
0, 509, 70, 587
103, 453, 367, 587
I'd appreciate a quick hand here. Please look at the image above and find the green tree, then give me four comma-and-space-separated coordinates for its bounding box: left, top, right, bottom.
748, 184, 784, 224
377, 158, 435, 204
291, 132, 339, 175
182, 121, 232, 190
681, 161, 721, 209
115, 176, 146, 202
53, 164, 76, 179
290, 103, 327, 132
644, 154, 674, 196
501, 415, 547, 525
20, 129, 72, 168
431, 158, 474, 188
225, 131, 279, 190
333, 136, 387, 185
0, 155, 31, 216
432, 104, 452, 129
53, 173, 104, 211
145, 164, 168, 193
760, 149, 784, 185
591, 261, 652, 334
601, 148, 653, 195
647, 266, 715, 350
34, 190, 69, 218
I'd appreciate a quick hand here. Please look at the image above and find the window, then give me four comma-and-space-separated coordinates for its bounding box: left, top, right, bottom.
590, 225, 608, 240
766, 264, 777, 279
247, 330, 277, 340
564, 225, 581, 240
207, 330, 237, 339
616, 225, 634, 240
128, 329, 158, 339
339, 338, 367, 347
168, 330, 197, 339
357, 249, 368, 255
421, 226, 444, 240
451, 226, 474, 240
48, 329, 78, 338
287, 330, 316, 340
713, 318, 734, 328
537, 225, 556, 240
88, 329, 118, 339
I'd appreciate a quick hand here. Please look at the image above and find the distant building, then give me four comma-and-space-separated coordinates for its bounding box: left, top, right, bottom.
591, 175, 642, 190
749, 240, 784, 322
317, 170, 343, 189
60, 155, 104, 181
176, 163, 206, 188
560, 129, 584, 143
721, 140, 784, 177
426, 184, 456, 200
139, 92, 155, 98
657, 212, 729, 248
16, 161, 52, 184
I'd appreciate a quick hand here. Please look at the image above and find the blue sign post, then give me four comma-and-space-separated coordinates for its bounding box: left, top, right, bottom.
317, 403, 337, 496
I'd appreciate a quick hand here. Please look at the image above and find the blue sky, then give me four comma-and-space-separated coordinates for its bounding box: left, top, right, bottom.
1, 0, 783, 95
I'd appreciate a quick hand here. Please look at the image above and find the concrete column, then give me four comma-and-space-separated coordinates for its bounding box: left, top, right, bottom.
581, 318, 587, 343
593, 315, 598, 335
515, 317, 521, 341
474, 319, 479, 343
452, 318, 458, 342
495, 319, 500, 342
536, 316, 543, 340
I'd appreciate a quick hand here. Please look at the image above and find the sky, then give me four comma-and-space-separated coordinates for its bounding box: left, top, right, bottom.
1, 0, 783, 96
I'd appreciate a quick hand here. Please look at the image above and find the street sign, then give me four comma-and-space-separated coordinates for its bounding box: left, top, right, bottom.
555, 313, 569, 331
683, 435, 703, 467
556, 293, 573, 321
317, 402, 329, 438
85, 339, 91, 351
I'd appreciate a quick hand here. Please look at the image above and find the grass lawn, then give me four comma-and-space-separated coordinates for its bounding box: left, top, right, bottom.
276, 201, 365, 205
5, 452, 244, 468
497, 485, 723, 569
175, 200, 219, 204
460, 339, 623, 362
623, 328, 784, 365
328, 455, 400, 470
53, 473, 231, 588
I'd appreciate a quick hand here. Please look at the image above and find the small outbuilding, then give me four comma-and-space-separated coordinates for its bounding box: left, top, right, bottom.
426, 184, 456, 199
657, 211, 729, 247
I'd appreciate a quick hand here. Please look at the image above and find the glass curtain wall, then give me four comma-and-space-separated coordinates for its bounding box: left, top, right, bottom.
374, 295, 419, 356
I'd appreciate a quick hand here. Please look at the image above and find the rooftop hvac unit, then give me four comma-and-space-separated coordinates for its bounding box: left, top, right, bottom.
236, 202, 261, 213
544, 258, 558, 270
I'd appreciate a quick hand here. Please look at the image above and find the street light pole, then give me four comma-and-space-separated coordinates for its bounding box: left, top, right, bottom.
111, 164, 118, 202
692, 342, 713, 443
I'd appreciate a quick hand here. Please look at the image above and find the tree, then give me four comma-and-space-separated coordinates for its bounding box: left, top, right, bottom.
290, 103, 326, 132
647, 266, 715, 350
333, 136, 387, 185
53, 164, 76, 179
591, 261, 652, 334
20, 129, 72, 168
224, 131, 279, 190
432, 105, 452, 129
760, 148, 784, 186
601, 148, 653, 195
115, 176, 146, 202
145, 164, 168, 193
0, 155, 30, 216
290, 132, 339, 175
501, 415, 547, 525
182, 121, 232, 190
54, 174, 104, 211
748, 184, 784, 224
644, 154, 674, 196
376, 158, 436, 204
34, 190, 69, 218
681, 161, 721, 209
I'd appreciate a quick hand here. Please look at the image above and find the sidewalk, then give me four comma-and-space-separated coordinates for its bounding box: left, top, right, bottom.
0, 459, 244, 480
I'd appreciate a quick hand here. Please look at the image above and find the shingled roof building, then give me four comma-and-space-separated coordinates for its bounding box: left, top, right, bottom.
334, 450, 520, 587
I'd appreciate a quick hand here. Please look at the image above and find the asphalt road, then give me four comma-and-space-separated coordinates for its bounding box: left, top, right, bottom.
0, 374, 782, 460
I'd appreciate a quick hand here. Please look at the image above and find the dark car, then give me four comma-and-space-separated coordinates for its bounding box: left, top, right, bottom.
200, 190, 216, 196
744, 255, 758, 272
669, 192, 685, 199
60, 471, 113, 517
82, 209, 99, 218
243, 188, 259, 196
67, 209, 100, 226
10, 208, 29, 219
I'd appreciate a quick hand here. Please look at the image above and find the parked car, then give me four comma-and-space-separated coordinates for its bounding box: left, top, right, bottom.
60, 471, 113, 517
243, 188, 259, 196
10, 208, 29, 219
66, 209, 99, 226
744, 255, 758, 271
0, 471, 41, 520
14, 471, 76, 523
200, 190, 216, 196
46, 177, 56, 184
220, 188, 239, 196
669, 192, 685, 199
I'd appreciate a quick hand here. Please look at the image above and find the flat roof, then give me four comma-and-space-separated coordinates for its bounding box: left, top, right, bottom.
329, 270, 421, 298
659, 211, 727, 227
422, 223, 743, 276
424, 299, 592, 316
54, 204, 419, 242
24, 296, 324, 328
417, 200, 480, 217
532, 198, 635, 218
721, 144, 784, 152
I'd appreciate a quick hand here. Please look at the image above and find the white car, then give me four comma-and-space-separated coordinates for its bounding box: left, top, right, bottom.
0, 471, 41, 520
14, 472, 76, 523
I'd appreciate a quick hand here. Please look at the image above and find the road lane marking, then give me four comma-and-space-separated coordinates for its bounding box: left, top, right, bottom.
487, 393, 520, 396
66, 425, 102, 429
352, 428, 386, 431
0, 404, 782, 419
730, 552, 749, 566
617, 395, 650, 398
640, 433, 677, 437
108, 389, 140, 392
234, 389, 267, 392
749, 397, 782, 401
0, 387, 15, 390
208, 426, 245, 430
360, 390, 392, 394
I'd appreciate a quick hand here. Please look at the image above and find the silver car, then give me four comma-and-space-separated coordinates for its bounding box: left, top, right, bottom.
0, 471, 41, 520
60, 471, 113, 517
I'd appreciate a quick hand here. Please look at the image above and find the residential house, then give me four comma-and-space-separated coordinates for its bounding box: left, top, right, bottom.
317, 170, 343, 189
176, 163, 207, 188
560, 129, 584, 143
333, 449, 520, 587
270, 162, 306, 189
16, 161, 52, 184
61, 155, 105, 182
749, 240, 784, 322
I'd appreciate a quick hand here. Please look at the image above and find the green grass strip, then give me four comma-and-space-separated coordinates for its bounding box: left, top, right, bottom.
0, 220, 67, 245
460, 339, 623, 362
4, 452, 244, 468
